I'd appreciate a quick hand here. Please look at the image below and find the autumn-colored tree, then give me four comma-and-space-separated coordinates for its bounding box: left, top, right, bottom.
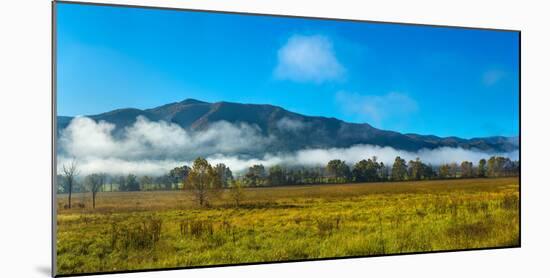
449, 162, 459, 178
487, 156, 517, 177
229, 179, 246, 207
185, 157, 221, 206
439, 164, 451, 178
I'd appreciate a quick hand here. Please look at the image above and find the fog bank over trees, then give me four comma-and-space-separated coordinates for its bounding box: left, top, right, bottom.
57, 117, 518, 176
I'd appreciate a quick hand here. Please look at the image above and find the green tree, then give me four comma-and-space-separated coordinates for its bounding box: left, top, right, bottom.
155, 174, 172, 190
139, 175, 153, 191
326, 159, 351, 183
289, 168, 304, 184
268, 165, 286, 186
408, 157, 425, 180
306, 168, 322, 184
460, 161, 474, 178
123, 174, 140, 191
352, 159, 369, 182
185, 157, 221, 206
116, 175, 126, 192
487, 157, 497, 177
478, 159, 487, 177
169, 165, 191, 189
245, 164, 267, 187
391, 156, 408, 181
379, 164, 390, 181
353, 156, 382, 182
214, 163, 233, 188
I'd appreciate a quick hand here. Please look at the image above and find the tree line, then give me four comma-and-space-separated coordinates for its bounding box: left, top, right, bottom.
234, 156, 518, 186
57, 155, 519, 208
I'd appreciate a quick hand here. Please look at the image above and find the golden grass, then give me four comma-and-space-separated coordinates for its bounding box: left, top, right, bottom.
56, 177, 519, 275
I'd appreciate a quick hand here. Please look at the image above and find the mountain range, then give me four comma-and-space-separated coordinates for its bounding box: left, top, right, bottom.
57, 99, 519, 153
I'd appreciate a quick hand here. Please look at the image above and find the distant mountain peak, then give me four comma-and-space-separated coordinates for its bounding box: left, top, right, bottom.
179, 98, 210, 105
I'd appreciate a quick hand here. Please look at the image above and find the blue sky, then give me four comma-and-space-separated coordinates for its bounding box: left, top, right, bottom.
56, 3, 519, 138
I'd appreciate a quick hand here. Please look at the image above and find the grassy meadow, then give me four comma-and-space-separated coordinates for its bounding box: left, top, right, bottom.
55, 177, 519, 275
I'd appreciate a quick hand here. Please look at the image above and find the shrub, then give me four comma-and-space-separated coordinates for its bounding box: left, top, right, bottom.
110, 216, 162, 250
180, 220, 214, 238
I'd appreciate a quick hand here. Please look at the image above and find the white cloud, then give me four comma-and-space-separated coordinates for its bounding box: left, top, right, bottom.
274, 34, 345, 83
57, 117, 517, 176
336, 91, 418, 126
57, 116, 274, 175
276, 117, 306, 131
287, 145, 518, 168
59, 144, 518, 177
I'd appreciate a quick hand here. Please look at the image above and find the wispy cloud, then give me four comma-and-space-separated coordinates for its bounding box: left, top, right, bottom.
335, 91, 418, 127
276, 117, 307, 132
274, 34, 345, 83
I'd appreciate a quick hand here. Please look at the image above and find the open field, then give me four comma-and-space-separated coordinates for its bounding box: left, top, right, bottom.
56, 177, 519, 275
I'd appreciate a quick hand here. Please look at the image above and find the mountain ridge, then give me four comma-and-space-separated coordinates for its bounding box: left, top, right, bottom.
57, 98, 519, 153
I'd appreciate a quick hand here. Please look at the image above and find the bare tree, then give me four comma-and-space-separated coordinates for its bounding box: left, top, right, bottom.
61, 160, 79, 209
85, 173, 105, 209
